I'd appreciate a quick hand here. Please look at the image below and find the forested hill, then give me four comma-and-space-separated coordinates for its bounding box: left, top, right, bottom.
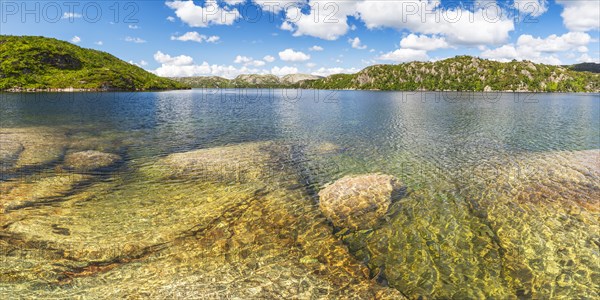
0, 35, 188, 91
299, 56, 600, 92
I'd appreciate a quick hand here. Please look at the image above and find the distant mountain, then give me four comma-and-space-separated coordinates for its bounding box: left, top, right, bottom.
171, 74, 322, 88
173, 57, 600, 92
300, 56, 600, 92
0, 35, 188, 91
569, 63, 600, 74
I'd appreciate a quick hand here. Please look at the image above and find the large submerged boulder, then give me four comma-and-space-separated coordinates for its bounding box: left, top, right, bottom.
318, 174, 404, 230
151, 141, 291, 185
63, 150, 121, 172
0, 127, 67, 170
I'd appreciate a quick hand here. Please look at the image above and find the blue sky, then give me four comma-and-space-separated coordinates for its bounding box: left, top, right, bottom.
2, 0, 599, 78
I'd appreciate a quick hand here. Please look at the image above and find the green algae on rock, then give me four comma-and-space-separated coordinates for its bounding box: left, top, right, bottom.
318, 174, 405, 231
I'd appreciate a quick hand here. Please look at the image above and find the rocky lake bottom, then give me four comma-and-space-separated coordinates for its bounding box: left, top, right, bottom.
0, 91, 599, 299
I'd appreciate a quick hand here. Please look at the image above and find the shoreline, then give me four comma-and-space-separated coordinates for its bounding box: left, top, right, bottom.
2, 88, 598, 94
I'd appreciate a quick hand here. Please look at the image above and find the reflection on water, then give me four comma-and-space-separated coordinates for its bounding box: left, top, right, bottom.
0, 90, 599, 299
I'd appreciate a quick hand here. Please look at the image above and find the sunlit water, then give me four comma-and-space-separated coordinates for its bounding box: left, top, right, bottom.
1, 90, 598, 299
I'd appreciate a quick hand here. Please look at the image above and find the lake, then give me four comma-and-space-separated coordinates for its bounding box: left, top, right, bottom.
1, 90, 599, 299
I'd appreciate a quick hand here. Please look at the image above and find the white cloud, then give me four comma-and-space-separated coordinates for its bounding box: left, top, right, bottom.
125, 36, 146, 43
129, 60, 149, 67
234, 56, 252, 64
254, 0, 305, 14
481, 32, 592, 65
400, 34, 449, 51
280, 21, 294, 31
128, 24, 139, 29
224, 0, 246, 5
171, 32, 220, 43
283, 0, 356, 40
206, 36, 220, 43
263, 55, 276, 62
94, 41, 103, 46
166, 0, 241, 27
271, 66, 299, 76
556, 0, 600, 32
167, 16, 176, 22
517, 32, 590, 53
71, 36, 81, 43
234, 55, 266, 67
513, 0, 548, 17
311, 67, 359, 77
154, 51, 194, 66
356, 0, 514, 46
378, 49, 429, 62
62, 12, 82, 19
309, 45, 324, 51
306, 62, 317, 68
278, 48, 310, 62
349, 37, 367, 50
576, 53, 600, 63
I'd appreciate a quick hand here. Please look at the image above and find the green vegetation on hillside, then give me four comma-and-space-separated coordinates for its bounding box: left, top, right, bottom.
171, 74, 322, 89
0, 35, 188, 91
301, 56, 600, 92
569, 63, 600, 74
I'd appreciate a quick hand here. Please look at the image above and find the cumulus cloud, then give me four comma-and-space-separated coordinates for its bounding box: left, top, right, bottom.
224, 0, 246, 5
171, 31, 220, 43
481, 32, 592, 65
282, 0, 356, 40
254, 0, 305, 14
263, 55, 276, 62
154, 51, 194, 66
271, 66, 299, 76
357, 0, 514, 46
166, 16, 176, 22
234, 55, 266, 67
166, 0, 241, 27
556, 0, 600, 32
71, 36, 81, 43
94, 41, 103, 46
271, 0, 515, 45
400, 34, 450, 51
378, 48, 429, 63
153, 51, 263, 78
309, 45, 324, 51
576, 53, 600, 63
349, 37, 367, 50
513, 0, 548, 17
278, 48, 311, 62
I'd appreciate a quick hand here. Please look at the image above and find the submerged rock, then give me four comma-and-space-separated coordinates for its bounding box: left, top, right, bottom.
0, 174, 90, 213
319, 174, 404, 230
63, 150, 121, 172
0, 127, 67, 170
310, 141, 342, 155
151, 141, 291, 185
1, 155, 405, 298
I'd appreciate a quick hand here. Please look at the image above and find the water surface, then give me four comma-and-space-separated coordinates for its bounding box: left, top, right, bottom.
1, 90, 598, 299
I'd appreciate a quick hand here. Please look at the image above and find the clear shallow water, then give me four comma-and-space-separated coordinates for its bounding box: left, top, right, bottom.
0, 90, 599, 299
